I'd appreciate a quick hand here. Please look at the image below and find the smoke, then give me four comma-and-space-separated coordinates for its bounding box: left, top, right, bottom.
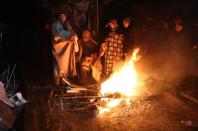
135, 27, 198, 82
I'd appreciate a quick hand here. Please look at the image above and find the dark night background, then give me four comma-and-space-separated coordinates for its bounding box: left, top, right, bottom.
1, 1, 198, 130
1, 0, 198, 85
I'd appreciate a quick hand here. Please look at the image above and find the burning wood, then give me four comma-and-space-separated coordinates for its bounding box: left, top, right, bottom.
47, 48, 152, 115
48, 48, 151, 115
99, 48, 145, 114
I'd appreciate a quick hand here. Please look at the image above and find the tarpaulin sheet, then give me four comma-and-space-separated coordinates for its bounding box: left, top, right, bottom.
52, 41, 77, 77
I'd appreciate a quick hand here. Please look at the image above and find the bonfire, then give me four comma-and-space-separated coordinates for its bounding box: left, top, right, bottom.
99, 48, 143, 114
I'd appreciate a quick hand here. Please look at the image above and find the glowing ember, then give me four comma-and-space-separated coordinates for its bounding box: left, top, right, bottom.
99, 48, 141, 114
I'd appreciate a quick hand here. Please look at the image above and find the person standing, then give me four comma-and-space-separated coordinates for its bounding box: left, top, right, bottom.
120, 17, 134, 53
101, 19, 124, 76
51, 9, 79, 85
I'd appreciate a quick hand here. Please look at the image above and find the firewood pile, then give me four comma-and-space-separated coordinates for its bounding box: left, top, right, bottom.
47, 84, 156, 117
48, 84, 101, 112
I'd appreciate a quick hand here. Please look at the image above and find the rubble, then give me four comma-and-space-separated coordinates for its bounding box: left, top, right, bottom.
0, 81, 26, 130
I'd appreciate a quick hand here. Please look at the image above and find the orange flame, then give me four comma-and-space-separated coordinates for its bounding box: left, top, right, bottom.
99, 48, 141, 114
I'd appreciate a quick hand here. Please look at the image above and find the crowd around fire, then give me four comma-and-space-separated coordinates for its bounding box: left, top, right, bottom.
51, 5, 198, 87
51, 7, 135, 86
2, 1, 198, 130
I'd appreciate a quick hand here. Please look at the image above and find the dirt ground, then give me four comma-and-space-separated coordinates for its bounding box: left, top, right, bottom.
17, 85, 198, 131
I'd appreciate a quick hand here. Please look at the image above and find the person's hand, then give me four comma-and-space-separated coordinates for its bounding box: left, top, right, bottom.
99, 43, 107, 56
70, 35, 78, 42
101, 43, 107, 50
54, 35, 62, 42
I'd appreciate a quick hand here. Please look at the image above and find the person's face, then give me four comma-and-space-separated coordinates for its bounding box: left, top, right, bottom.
109, 22, 117, 31
83, 31, 91, 41
59, 14, 67, 23
175, 24, 183, 32
123, 20, 130, 29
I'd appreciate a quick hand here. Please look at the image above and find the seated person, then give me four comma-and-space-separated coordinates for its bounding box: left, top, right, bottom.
78, 30, 103, 85
79, 30, 98, 58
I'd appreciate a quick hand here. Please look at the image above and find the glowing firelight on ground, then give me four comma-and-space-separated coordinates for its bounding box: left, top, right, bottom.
99, 48, 141, 114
